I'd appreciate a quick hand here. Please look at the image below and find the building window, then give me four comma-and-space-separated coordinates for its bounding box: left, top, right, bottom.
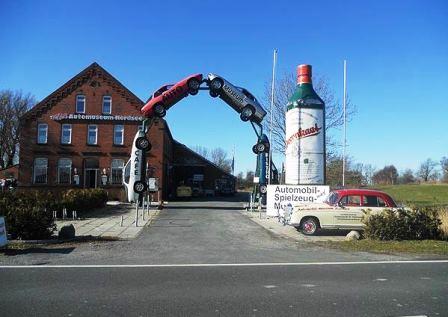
61, 124, 72, 144
37, 123, 48, 144
114, 125, 124, 145
76, 95, 86, 113
111, 159, 124, 184
33, 158, 48, 184
102, 96, 112, 114
58, 158, 72, 184
87, 125, 98, 145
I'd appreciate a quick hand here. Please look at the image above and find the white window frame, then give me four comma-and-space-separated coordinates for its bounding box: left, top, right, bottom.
57, 158, 72, 184
111, 159, 124, 184
87, 124, 98, 145
61, 124, 72, 144
37, 123, 48, 144
33, 158, 48, 184
76, 94, 86, 113
113, 125, 124, 145
102, 95, 112, 114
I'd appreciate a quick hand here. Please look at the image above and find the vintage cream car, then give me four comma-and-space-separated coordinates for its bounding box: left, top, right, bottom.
289, 189, 398, 235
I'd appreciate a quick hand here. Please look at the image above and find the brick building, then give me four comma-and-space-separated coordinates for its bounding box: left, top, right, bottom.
18, 63, 234, 200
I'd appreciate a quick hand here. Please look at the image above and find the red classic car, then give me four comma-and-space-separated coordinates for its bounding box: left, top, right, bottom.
289, 189, 398, 235
141, 73, 203, 118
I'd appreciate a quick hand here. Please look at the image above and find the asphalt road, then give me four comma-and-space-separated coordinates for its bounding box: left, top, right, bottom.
1, 193, 447, 316
1, 262, 447, 316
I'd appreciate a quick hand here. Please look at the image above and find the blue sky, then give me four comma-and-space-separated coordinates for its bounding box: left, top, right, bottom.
1, 0, 447, 175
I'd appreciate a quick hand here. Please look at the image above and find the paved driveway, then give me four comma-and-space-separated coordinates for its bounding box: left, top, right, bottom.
0, 193, 420, 266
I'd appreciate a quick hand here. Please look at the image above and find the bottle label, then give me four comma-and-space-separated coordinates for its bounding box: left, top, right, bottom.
285, 107, 325, 184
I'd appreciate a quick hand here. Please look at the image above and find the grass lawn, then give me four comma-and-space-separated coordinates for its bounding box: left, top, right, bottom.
371, 184, 448, 207
316, 239, 448, 256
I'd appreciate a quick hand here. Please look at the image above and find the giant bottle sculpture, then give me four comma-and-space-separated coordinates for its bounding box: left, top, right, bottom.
285, 64, 325, 185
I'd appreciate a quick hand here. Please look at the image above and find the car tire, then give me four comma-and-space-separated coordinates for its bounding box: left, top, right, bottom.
209, 90, 219, 98
252, 144, 259, 154
187, 77, 201, 90
300, 217, 320, 236
240, 105, 255, 122
154, 103, 166, 118
210, 78, 224, 91
259, 185, 267, 194
135, 137, 152, 151
256, 142, 266, 153
133, 181, 147, 194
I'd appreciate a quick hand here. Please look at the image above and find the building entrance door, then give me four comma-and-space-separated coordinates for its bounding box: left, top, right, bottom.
85, 169, 98, 188
84, 158, 99, 188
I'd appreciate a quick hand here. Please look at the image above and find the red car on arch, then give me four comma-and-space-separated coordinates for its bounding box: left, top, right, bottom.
141, 73, 203, 118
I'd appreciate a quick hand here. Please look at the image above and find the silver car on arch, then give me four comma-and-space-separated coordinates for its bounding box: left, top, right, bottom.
207, 73, 266, 124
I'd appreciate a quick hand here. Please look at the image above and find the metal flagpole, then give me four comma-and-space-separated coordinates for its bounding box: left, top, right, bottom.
342, 60, 347, 187
232, 145, 235, 176
268, 49, 278, 185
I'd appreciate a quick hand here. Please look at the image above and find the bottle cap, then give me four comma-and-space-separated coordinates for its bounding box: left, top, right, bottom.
297, 64, 312, 84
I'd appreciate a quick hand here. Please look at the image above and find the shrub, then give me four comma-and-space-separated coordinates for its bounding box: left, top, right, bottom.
438, 207, 448, 240
0, 191, 56, 240
61, 188, 108, 216
363, 207, 441, 241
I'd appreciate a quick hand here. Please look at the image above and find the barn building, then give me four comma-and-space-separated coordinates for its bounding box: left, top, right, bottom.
17, 63, 234, 200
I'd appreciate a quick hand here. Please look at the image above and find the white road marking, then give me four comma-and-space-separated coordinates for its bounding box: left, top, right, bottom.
301, 284, 317, 287
263, 285, 277, 289
375, 278, 388, 281
0, 260, 447, 269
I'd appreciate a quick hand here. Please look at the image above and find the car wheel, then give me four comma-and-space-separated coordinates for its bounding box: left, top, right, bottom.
187, 78, 201, 90
210, 78, 224, 91
135, 137, 152, 151
240, 105, 254, 122
301, 217, 319, 236
133, 181, 147, 194
256, 142, 266, 153
154, 103, 166, 117
209, 90, 219, 98
252, 144, 259, 154
259, 185, 267, 194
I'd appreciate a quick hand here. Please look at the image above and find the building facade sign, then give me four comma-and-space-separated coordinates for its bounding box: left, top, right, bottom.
266, 185, 330, 217
50, 113, 144, 122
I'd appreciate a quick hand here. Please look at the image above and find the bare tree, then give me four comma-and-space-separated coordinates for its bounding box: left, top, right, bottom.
245, 170, 254, 184
192, 145, 209, 160
0, 90, 36, 168
362, 164, 376, 186
417, 159, 439, 182
262, 72, 355, 155
398, 169, 416, 184
441, 157, 448, 183
372, 165, 398, 185
210, 147, 231, 173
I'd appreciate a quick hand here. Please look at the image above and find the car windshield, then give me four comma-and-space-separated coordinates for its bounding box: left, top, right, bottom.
325, 192, 339, 205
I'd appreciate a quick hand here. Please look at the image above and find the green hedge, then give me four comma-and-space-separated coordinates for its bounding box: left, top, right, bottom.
0, 191, 57, 239
0, 188, 108, 240
363, 207, 442, 241
62, 188, 108, 215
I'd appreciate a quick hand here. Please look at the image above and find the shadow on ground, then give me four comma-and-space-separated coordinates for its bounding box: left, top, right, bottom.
1, 247, 76, 256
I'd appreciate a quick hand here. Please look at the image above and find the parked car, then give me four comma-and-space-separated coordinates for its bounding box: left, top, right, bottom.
289, 189, 397, 235
141, 73, 203, 118
176, 182, 192, 200
207, 73, 266, 124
